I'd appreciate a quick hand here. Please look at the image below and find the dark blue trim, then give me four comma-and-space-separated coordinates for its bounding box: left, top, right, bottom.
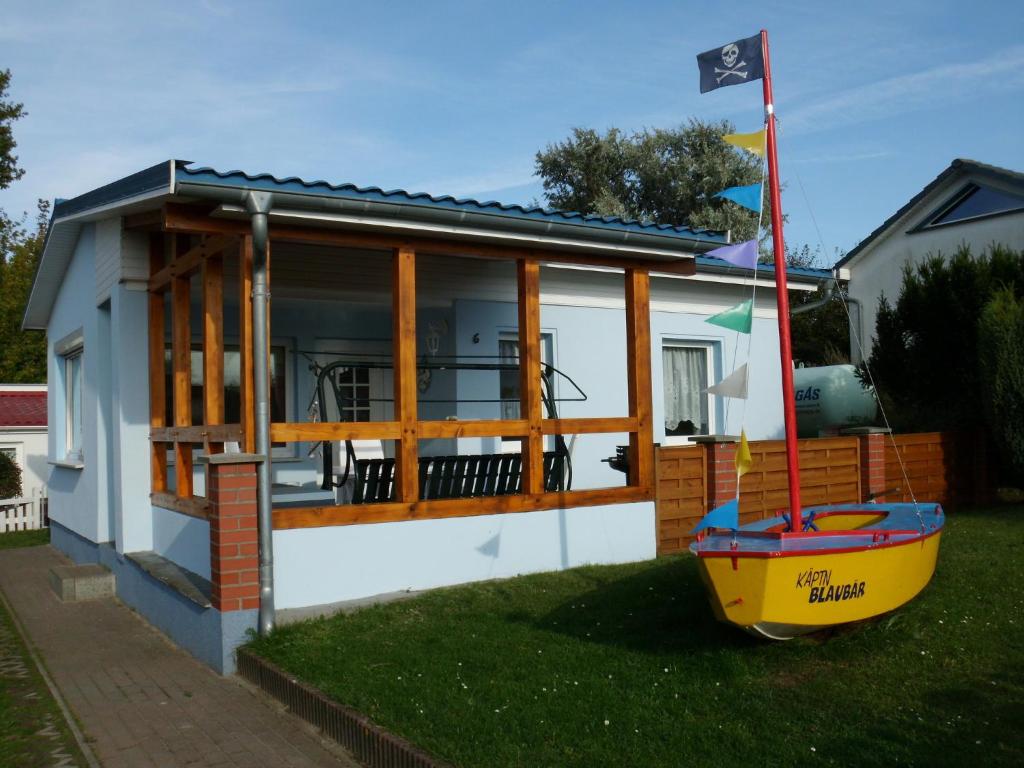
52, 160, 180, 219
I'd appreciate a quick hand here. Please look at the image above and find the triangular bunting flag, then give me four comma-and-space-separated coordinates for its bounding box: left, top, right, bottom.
736, 429, 753, 479
706, 364, 748, 399
715, 183, 762, 213
705, 239, 758, 270
692, 498, 739, 534
706, 299, 753, 334
723, 130, 765, 157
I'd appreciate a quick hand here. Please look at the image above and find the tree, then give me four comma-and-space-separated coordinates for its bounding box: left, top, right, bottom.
865, 245, 1024, 476
535, 119, 765, 243
0, 201, 48, 382
978, 288, 1024, 484
0, 450, 21, 499
0, 69, 26, 190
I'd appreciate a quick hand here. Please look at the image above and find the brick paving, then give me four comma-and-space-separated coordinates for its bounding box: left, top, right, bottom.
0, 545, 360, 768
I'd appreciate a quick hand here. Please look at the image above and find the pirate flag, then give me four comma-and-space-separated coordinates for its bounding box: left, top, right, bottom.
696, 33, 765, 93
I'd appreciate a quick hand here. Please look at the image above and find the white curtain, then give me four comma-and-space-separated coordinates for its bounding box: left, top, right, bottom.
663, 346, 708, 435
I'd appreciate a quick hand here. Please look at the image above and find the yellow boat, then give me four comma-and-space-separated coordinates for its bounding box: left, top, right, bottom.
690, 504, 944, 639
689, 29, 945, 638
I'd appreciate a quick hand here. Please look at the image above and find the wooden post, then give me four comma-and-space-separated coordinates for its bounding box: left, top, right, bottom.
171, 262, 193, 498
239, 236, 255, 453
392, 246, 419, 502
148, 233, 168, 494
517, 260, 544, 494
625, 268, 654, 490
202, 253, 225, 452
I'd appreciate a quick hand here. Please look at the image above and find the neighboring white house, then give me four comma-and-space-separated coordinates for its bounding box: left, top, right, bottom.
0, 384, 48, 529
836, 159, 1024, 360
23, 159, 827, 672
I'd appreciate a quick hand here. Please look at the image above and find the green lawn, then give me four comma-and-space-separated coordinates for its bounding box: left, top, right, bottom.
0, 526, 87, 767
0, 528, 49, 550
248, 508, 1024, 767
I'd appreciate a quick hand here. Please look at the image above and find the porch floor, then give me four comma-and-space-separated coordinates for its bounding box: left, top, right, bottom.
0, 544, 358, 768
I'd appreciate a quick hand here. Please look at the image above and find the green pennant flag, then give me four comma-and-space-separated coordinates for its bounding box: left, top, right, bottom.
706, 299, 753, 333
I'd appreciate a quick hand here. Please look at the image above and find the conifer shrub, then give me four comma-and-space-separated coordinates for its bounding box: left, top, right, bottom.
0, 450, 21, 499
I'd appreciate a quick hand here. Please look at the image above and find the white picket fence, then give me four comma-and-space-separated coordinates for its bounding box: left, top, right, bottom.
0, 492, 48, 532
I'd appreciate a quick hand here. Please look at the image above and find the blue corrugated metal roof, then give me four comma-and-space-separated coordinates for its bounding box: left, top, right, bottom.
176, 164, 729, 245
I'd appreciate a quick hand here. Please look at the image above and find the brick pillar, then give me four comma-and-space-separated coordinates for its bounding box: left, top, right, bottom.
207, 461, 260, 612
843, 427, 890, 503
693, 436, 739, 510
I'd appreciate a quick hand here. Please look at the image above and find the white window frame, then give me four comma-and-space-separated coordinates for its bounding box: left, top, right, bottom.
0, 443, 23, 472
54, 330, 85, 465
661, 340, 716, 446
498, 330, 555, 452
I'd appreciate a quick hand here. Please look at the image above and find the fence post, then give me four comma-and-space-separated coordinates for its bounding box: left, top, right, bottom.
207, 456, 261, 612
692, 435, 739, 511
841, 427, 890, 503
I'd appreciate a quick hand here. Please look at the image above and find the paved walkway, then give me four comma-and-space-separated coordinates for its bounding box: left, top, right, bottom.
0, 545, 359, 768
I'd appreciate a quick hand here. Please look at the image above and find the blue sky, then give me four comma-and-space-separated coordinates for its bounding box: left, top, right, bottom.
1, 0, 1022, 263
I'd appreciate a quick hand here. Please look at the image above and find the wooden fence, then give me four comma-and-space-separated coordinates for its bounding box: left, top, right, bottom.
883, 432, 971, 506
1, 495, 48, 533
655, 431, 973, 556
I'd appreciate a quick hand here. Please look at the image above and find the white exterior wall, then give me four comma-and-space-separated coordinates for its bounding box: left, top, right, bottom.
0, 427, 48, 501
847, 173, 1024, 351
272, 501, 654, 609
46, 224, 109, 542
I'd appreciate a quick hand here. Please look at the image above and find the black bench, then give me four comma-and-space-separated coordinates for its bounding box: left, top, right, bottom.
351, 452, 568, 504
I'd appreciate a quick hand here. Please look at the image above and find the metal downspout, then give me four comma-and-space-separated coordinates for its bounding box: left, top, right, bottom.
246, 190, 275, 635
790, 280, 835, 316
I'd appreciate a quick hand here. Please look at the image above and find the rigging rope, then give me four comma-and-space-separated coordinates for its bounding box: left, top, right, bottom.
777, 121, 922, 523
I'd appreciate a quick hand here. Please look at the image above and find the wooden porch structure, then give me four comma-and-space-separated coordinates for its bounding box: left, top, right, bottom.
141, 203, 680, 531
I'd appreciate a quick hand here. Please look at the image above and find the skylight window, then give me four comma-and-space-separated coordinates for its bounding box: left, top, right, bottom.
927, 183, 1024, 227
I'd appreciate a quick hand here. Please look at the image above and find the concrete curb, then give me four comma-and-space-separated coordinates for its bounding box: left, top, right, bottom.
237, 648, 451, 768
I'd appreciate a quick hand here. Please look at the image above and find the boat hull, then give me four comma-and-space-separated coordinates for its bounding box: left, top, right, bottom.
692, 504, 943, 637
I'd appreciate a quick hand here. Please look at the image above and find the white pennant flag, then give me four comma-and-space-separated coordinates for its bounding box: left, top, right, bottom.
706, 364, 748, 399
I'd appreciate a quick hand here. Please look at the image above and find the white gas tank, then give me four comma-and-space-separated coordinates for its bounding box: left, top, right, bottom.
793, 364, 877, 437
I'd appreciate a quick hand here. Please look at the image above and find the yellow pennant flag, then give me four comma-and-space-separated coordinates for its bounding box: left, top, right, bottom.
735, 429, 753, 479
723, 130, 765, 157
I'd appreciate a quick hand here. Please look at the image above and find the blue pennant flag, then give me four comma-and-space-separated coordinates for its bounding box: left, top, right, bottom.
715, 184, 762, 213
705, 239, 759, 270
691, 498, 739, 534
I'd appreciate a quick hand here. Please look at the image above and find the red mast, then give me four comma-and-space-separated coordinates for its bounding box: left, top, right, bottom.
760, 29, 803, 529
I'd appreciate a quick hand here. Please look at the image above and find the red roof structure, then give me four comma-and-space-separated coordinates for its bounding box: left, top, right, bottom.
0, 391, 47, 427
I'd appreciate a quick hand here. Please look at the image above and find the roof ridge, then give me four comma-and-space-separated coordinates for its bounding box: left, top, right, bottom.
179, 165, 722, 239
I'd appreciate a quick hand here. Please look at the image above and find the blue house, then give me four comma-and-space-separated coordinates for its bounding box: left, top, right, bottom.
24, 160, 826, 672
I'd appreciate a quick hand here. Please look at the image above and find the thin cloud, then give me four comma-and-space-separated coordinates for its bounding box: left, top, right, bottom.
783, 45, 1024, 134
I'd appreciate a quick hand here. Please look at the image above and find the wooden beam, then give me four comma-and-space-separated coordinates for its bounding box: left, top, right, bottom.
239, 236, 255, 453
150, 492, 211, 521
148, 233, 168, 494
518, 260, 544, 494
625, 268, 655, 490
150, 424, 244, 444
202, 255, 225, 454
171, 264, 193, 497
160, 204, 698, 276
417, 419, 529, 439
541, 417, 638, 435
392, 247, 419, 502
272, 485, 654, 530
124, 208, 164, 230
149, 235, 232, 292
270, 422, 401, 443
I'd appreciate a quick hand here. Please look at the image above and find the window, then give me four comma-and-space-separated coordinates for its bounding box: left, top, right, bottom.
332, 365, 371, 422
498, 332, 554, 420
164, 344, 288, 426
0, 445, 19, 466
924, 183, 1024, 228
64, 350, 83, 461
662, 343, 714, 441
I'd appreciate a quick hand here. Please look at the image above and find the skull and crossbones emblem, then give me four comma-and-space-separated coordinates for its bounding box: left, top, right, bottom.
715, 43, 748, 83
